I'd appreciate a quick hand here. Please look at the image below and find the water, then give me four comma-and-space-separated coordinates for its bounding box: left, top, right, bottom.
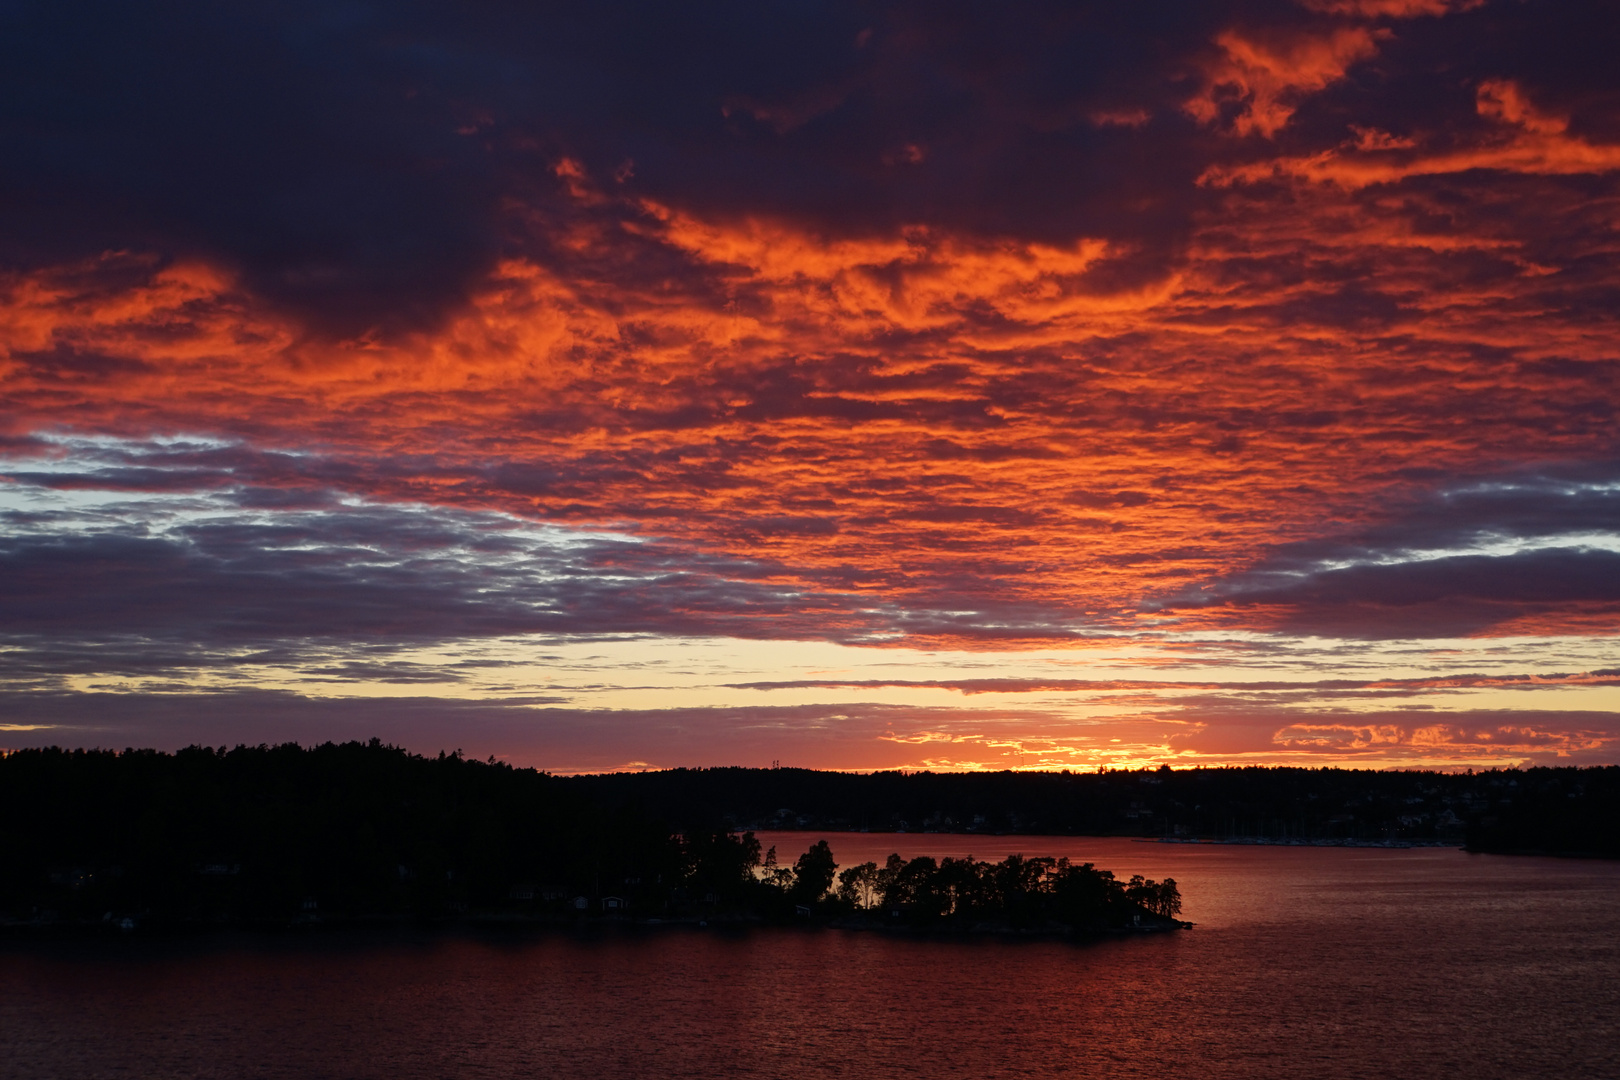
4, 835, 1617, 1079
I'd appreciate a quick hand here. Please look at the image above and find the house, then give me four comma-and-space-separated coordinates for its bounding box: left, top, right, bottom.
602, 896, 626, 911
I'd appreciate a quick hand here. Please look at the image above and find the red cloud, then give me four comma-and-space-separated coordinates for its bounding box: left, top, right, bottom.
3, 1, 1619, 658
1185, 26, 1387, 138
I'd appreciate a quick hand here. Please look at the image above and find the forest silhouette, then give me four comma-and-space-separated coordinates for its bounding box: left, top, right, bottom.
8, 740, 1610, 933
0, 741, 1182, 933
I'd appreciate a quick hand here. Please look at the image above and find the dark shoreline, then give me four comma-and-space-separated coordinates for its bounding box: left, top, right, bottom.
763, 829, 1619, 859
0, 910, 1190, 946
1462, 846, 1620, 859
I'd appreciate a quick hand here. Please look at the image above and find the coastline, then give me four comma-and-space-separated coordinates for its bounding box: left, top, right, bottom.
1143, 837, 1460, 849
0, 909, 1192, 943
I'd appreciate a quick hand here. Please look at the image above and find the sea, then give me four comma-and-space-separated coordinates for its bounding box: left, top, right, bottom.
3, 834, 1616, 1079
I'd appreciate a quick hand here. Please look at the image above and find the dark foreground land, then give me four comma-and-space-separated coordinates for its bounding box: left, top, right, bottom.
4, 743, 1614, 935
0, 742, 1180, 936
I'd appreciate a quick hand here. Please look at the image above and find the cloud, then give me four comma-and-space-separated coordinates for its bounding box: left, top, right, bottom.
1186, 26, 1388, 138
0, 690, 1071, 772
9, 684, 1611, 771
1297, 0, 1482, 17
727, 671, 1620, 696
1161, 471, 1620, 637
0, 0, 1267, 338
1208, 548, 1620, 638
0, 497, 883, 664
1208, 78, 1620, 187
2, 2, 1620, 767
0, 440, 1150, 666
10, 0, 1538, 341
1264, 711, 1620, 765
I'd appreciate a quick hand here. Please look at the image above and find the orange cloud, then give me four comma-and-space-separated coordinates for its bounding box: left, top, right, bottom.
5, 101, 1620, 647
1297, 0, 1483, 16
1208, 80, 1620, 187
1274, 720, 1611, 759
1185, 27, 1386, 137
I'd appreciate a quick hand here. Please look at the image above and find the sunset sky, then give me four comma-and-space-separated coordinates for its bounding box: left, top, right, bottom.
4, 0, 1620, 771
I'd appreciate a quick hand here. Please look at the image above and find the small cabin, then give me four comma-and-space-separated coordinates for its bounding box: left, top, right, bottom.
602, 896, 626, 911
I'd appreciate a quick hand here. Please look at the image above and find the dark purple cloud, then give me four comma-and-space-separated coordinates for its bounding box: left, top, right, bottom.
11, 451, 1620, 663
7, 0, 1607, 337
0, 515, 821, 655
1159, 469, 1620, 636
0, 472, 1118, 681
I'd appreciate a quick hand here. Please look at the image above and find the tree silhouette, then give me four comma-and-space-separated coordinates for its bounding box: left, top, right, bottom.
789, 840, 836, 904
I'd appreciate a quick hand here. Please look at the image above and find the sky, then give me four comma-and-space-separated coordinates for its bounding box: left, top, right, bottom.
4, 0, 1620, 772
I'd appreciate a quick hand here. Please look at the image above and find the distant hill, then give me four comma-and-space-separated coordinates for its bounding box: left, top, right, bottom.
562, 763, 1620, 856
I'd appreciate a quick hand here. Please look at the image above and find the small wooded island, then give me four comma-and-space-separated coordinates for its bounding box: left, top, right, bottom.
0, 742, 1182, 935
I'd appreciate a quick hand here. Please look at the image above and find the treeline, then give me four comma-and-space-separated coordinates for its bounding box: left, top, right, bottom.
699, 835, 1181, 931
0, 742, 1179, 931
1, 741, 673, 924
566, 763, 1620, 855
830, 850, 1180, 930
1465, 776, 1620, 857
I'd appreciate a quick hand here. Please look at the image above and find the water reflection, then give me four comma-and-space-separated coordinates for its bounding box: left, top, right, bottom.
3, 839, 1617, 1079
